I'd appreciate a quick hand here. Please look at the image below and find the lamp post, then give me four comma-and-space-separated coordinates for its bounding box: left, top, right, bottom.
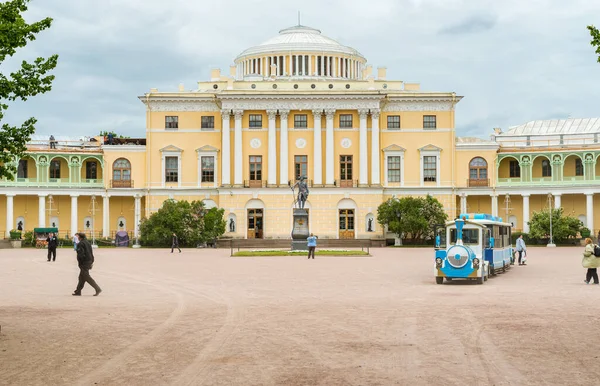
547, 193, 556, 247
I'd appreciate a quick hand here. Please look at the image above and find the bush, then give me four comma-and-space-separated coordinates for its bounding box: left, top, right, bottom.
581, 227, 591, 238
511, 232, 531, 245
528, 208, 583, 244
23, 231, 35, 246
9, 230, 21, 240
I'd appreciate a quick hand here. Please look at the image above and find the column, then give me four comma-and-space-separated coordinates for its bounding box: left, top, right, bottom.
134, 195, 141, 239
267, 110, 277, 186
325, 109, 335, 185
38, 194, 46, 228
102, 195, 109, 237
586, 193, 594, 232
294, 55, 298, 76
280, 110, 289, 185
371, 110, 380, 185
308, 55, 312, 76
221, 110, 231, 185
312, 110, 323, 185
321, 55, 325, 76
554, 194, 562, 209
234, 110, 243, 185
6, 194, 14, 237
460, 194, 467, 215
358, 109, 368, 185
491, 194, 498, 217
522, 194, 530, 233
70, 194, 78, 234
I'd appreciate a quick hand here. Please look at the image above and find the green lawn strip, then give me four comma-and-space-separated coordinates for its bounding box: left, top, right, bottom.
233, 250, 370, 257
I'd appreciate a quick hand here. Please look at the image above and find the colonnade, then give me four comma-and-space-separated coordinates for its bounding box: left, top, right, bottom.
237, 55, 363, 79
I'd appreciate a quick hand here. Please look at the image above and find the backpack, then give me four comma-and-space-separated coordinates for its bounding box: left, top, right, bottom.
594, 245, 600, 257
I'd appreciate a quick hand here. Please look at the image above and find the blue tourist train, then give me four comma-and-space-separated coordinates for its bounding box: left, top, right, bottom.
434, 213, 513, 284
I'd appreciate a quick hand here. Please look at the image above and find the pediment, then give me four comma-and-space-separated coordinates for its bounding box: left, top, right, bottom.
382, 144, 406, 152
418, 144, 442, 152
160, 145, 183, 152
195, 145, 220, 153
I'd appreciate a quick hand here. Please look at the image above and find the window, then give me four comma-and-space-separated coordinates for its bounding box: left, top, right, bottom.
509, 160, 521, 178
113, 158, 131, 181
387, 116, 400, 129
294, 155, 308, 180
576, 158, 584, 176
17, 159, 28, 179
249, 156, 262, 180
423, 156, 436, 182
339, 114, 353, 128
201, 156, 215, 182
165, 156, 178, 182
450, 228, 479, 245
469, 157, 488, 179
50, 160, 61, 179
249, 114, 262, 128
201, 116, 214, 130
387, 156, 401, 182
340, 155, 353, 187
423, 115, 437, 129
86, 161, 97, 180
165, 116, 178, 129
541, 159, 552, 177
294, 114, 307, 128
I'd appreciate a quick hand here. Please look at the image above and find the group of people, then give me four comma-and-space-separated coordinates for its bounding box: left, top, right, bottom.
44, 232, 101, 296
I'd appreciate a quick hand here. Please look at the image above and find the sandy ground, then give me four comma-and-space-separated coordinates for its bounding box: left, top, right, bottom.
0, 246, 599, 386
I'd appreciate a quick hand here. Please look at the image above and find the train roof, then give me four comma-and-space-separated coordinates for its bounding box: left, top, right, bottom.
445, 213, 513, 227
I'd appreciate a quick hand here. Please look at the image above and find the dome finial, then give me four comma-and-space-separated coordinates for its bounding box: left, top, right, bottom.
297, 11, 301, 26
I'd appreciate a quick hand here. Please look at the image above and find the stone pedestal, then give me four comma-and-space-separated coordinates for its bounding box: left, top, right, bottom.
291, 208, 309, 251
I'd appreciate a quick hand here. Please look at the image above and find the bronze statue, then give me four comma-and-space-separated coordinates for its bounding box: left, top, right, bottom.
291, 176, 309, 209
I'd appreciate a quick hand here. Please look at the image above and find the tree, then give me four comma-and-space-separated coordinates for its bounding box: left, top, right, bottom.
99, 130, 129, 139
377, 195, 448, 244
201, 207, 226, 242
0, 0, 58, 180
589, 25, 600, 63
139, 199, 205, 247
528, 208, 583, 243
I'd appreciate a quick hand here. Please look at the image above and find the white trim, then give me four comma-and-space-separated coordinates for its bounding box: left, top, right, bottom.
147, 129, 220, 133
196, 149, 218, 189
381, 128, 453, 133
162, 152, 182, 188
384, 152, 405, 188
102, 146, 146, 152
420, 149, 441, 187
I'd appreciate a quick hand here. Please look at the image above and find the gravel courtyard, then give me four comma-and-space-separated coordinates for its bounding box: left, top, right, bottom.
0, 247, 598, 386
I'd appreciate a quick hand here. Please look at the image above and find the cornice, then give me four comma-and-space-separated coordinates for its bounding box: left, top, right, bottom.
141, 97, 220, 112
382, 100, 455, 112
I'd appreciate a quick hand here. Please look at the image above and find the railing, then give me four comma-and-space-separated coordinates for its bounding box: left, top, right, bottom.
496, 134, 599, 148
111, 179, 134, 188
27, 139, 102, 150
467, 178, 490, 187
244, 180, 267, 188
0, 178, 104, 188
335, 179, 359, 188
497, 176, 592, 186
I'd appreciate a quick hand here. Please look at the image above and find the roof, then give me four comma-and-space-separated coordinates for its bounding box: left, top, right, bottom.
456, 137, 496, 144
235, 25, 365, 60
503, 118, 600, 136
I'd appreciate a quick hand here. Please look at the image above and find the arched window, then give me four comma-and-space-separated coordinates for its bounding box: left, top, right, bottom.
469, 157, 488, 180
542, 159, 552, 177
112, 158, 131, 187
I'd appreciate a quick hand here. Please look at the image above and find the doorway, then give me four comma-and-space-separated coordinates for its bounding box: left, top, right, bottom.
247, 209, 264, 239
339, 209, 355, 239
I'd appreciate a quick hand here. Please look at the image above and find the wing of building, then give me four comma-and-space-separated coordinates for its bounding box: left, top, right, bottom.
1, 25, 598, 241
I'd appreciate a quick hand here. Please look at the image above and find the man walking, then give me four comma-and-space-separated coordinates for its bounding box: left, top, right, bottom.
73, 233, 101, 296
46, 232, 58, 262
307, 233, 317, 259
171, 233, 181, 253
516, 234, 527, 265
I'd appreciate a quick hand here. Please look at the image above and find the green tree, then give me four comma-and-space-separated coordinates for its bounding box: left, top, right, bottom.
201, 207, 226, 242
0, 0, 58, 179
528, 208, 583, 243
377, 195, 448, 244
139, 199, 206, 247
589, 25, 600, 63
99, 130, 129, 139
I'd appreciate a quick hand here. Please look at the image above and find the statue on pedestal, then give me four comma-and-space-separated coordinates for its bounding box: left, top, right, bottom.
291, 176, 309, 209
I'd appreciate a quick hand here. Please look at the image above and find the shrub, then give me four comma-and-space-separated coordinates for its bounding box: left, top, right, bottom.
23, 231, 35, 246
511, 232, 531, 245
581, 227, 591, 238
9, 230, 21, 240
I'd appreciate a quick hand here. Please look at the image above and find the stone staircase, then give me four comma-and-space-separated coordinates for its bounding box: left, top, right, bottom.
0, 239, 13, 249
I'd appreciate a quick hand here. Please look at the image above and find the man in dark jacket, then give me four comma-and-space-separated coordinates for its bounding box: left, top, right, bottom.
46, 232, 58, 262
73, 233, 101, 296
171, 233, 181, 253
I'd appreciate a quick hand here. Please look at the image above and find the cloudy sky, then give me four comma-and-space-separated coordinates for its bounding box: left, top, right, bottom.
4, 0, 600, 138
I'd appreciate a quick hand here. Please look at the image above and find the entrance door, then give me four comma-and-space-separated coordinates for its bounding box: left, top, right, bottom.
247, 209, 264, 239
339, 209, 355, 239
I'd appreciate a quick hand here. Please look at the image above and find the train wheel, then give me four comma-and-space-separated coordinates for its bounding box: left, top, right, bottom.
436, 277, 444, 284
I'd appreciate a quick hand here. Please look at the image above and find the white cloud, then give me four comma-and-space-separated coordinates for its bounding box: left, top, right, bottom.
3, 0, 599, 139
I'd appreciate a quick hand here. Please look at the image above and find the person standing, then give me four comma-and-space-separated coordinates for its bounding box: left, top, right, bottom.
515, 234, 527, 265
583, 238, 600, 284
307, 233, 317, 259
46, 232, 58, 262
73, 233, 79, 251
73, 233, 101, 296
171, 233, 181, 253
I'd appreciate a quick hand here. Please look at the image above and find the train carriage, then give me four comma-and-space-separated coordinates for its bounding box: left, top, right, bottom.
434, 213, 513, 284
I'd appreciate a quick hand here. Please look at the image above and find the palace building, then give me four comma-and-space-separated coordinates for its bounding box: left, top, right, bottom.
1, 24, 599, 241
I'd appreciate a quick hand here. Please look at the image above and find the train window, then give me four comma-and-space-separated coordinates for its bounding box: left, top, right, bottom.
450, 229, 479, 245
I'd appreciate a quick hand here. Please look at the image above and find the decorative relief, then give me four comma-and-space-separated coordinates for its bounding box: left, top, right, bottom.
221, 97, 382, 112
295, 138, 307, 149
585, 153, 594, 163
325, 109, 336, 119
341, 138, 352, 148
37, 156, 48, 165
250, 138, 262, 149
520, 155, 531, 165
371, 109, 380, 119
312, 109, 323, 118
146, 100, 220, 112
279, 110, 289, 120
221, 109, 231, 117
233, 110, 244, 120
267, 109, 278, 120
358, 109, 369, 119
552, 154, 563, 164
382, 101, 454, 112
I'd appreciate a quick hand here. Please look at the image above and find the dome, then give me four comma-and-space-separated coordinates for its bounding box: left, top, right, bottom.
235, 25, 365, 61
